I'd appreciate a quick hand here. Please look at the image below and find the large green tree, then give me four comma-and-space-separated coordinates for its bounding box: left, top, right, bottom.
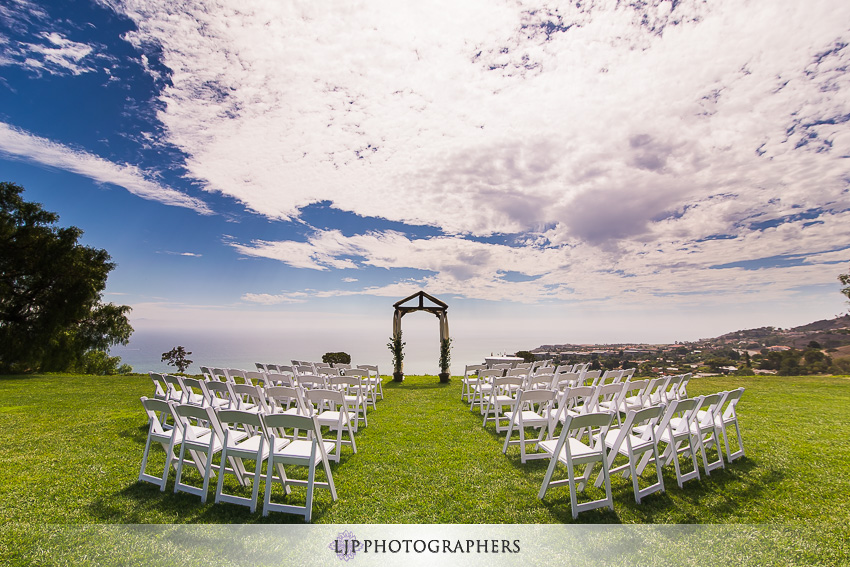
0, 182, 133, 373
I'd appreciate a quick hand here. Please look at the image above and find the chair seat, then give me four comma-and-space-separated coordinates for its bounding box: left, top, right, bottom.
276, 439, 337, 463
539, 438, 602, 463
504, 410, 548, 426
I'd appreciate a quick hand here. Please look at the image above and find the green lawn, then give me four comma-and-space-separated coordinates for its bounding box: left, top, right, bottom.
0, 373, 848, 565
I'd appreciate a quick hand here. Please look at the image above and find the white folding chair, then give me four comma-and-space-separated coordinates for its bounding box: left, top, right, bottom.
139, 397, 190, 490
304, 388, 357, 461
214, 409, 281, 513
262, 413, 338, 521
482, 376, 524, 432
357, 364, 383, 403
690, 393, 725, 475
638, 398, 701, 488
172, 404, 239, 502
327, 374, 369, 430
713, 388, 745, 462
470, 368, 502, 412
538, 412, 615, 519
594, 405, 665, 503
461, 363, 487, 402
502, 389, 556, 462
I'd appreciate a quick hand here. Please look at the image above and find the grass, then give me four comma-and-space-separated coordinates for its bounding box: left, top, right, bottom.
0, 372, 848, 565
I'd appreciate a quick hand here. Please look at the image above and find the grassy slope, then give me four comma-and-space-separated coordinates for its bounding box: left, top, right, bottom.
0, 373, 848, 564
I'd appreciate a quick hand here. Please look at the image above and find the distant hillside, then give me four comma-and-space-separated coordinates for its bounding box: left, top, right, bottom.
712, 314, 850, 350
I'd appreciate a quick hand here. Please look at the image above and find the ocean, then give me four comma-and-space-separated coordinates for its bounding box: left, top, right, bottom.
112, 320, 529, 376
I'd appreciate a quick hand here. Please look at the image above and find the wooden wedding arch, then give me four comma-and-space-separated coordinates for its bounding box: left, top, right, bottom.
391, 291, 450, 381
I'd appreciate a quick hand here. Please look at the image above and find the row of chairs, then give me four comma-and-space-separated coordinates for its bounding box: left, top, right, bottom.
141, 368, 385, 520
464, 363, 745, 518
197, 363, 385, 405
140, 398, 338, 521
462, 362, 643, 411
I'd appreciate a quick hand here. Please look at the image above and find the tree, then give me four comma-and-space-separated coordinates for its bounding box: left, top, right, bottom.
162, 346, 193, 373
322, 351, 351, 365
514, 350, 536, 363
0, 182, 133, 373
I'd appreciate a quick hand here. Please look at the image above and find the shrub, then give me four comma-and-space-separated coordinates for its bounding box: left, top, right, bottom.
322, 351, 351, 365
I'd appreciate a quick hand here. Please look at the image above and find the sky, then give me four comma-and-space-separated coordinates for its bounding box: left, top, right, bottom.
1, 0, 849, 373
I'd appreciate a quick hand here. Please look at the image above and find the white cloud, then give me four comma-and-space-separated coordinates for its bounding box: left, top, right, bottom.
0, 122, 213, 213
105, 0, 850, 307
0, 2, 106, 76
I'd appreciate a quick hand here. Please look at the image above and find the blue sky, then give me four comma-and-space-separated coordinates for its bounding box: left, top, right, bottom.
2, 0, 849, 372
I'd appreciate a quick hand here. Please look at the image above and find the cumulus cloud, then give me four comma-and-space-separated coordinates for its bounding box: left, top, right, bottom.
104, 0, 850, 305
0, 122, 213, 213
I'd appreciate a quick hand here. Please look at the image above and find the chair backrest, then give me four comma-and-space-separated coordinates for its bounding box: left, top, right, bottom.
582, 370, 602, 386
655, 397, 698, 437
720, 387, 744, 421
255, 363, 268, 373
678, 373, 692, 399
595, 382, 624, 404
491, 376, 524, 395
327, 375, 362, 393
204, 379, 233, 407
305, 388, 346, 413
318, 367, 341, 377
217, 409, 264, 433
557, 385, 596, 414
525, 374, 554, 390
163, 375, 184, 402
178, 376, 206, 406
140, 396, 174, 435
226, 368, 247, 384
295, 365, 315, 376
149, 372, 169, 399
266, 385, 308, 414
491, 363, 512, 374
479, 368, 503, 380
244, 370, 266, 387
561, 411, 614, 446
620, 379, 649, 401
507, 367, 527, 377
229, 383, 269, 413
515, 387, 556, 409
551, 372, 579, 391
296, 374, 327, 390
173, 403, 221, 441
357, 364, 379, 377
694, 393, 722, 428
622, 368, 636, 380
266, 372, 294, 387
664, 374, 682, 400
208, 367, 228, 382
607, 404, 665, 456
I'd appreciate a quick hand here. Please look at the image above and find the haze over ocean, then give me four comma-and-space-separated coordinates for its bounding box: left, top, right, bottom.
113, 321, 526, 376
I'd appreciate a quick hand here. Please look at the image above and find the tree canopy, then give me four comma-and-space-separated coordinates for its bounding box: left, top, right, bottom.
0, 182, 133, 373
